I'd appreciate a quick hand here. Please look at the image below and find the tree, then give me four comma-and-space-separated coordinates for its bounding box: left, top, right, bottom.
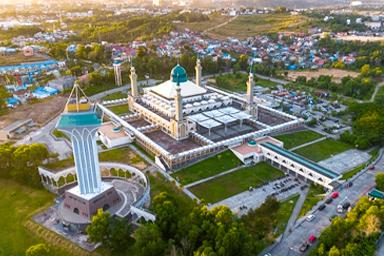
375, 173, 384, 191
86, 209, 110, 243
106, 217, 131, 251
328, 246, 340, 256
25, 243, 49, 256
134, 223, 167, 256
151, 192, 179, 239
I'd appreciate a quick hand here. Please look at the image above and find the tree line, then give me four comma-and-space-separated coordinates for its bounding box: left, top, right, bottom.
86, 192, 287, 255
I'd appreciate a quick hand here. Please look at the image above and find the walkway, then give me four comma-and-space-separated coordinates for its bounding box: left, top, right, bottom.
289, 136, 326, 151
283, 188, 308, 238
184, 165, 245, 188
202, 15, 238, 35
369, 81, 384, 102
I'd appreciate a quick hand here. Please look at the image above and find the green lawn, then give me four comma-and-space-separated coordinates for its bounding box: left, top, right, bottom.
298, 184, 325, 217
275, 194, 300, 236
274, 130, 323, 150
0, 180, 71, 256
102, 92, 127, 101
189, 162, 284, 203
83, 83, 117, 96
215, 73, 277, 92
107, 104, 130, 115
43, 147, 147, 172
172, 150, 242, 185
293, 139, 353, 162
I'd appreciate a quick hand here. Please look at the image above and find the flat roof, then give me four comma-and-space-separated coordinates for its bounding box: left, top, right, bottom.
57, 112, 101, 129
261, 142, 340, 180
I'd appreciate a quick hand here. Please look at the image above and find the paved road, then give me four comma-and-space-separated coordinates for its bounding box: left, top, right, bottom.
266, 149, 384, 256
15, 116, 72, 159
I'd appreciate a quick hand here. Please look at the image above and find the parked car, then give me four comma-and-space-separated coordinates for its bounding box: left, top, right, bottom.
343, 202, 351, 210
325, 198, 333, 204
318, 204, 326, 211
331, 191, 339, 199
306, 214, 316, 222
308, 235, 316, 244
337, 204, 344, 213
368, 165, 375, 170
299, 242, 309, 252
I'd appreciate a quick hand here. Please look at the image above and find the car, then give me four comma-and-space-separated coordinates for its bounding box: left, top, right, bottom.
329, 215, 337, 221
343, 202, 351, 210
263, 253, 272, 256
337, 204, 344, 213
299, 242, 309, 252
331, 191, 339, 199
308, 235, 316, 244
325, 198, 333, 204
306, 214, 316, 222
368, 165, 375, 170
318, 204, 326, 211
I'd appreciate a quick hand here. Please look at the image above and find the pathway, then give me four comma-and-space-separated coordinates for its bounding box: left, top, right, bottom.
202, 15, 238, 35
184, 165, 245, 188
283, 188, 308, 238
289, 136, 326, 151
369, 81, 384, 102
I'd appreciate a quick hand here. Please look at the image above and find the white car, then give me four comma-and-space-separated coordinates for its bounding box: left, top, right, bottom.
306, 214, 316, 222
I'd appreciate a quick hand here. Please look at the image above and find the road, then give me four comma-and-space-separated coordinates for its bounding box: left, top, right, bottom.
202, 15, 238, 35
266, 149, 384, 256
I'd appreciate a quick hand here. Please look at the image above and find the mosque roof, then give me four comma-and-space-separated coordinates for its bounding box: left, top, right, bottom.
171, 64, 188, 83
150, 64, 206, 99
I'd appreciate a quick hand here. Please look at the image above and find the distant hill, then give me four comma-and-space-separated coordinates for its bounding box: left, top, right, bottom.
235, 0, 347, 8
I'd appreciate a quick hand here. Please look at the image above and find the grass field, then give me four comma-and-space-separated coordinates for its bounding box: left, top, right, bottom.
210, 13, 310, 39
274, 130, 323, 150
44, 147, 148, 171
0, 180, 71, 256
107, 104, 130, 115
175, 13, 230, 33
102, 92, 127, 101
214, 73, 277, 92
275, 194, 300, 236
83, 83, 117, 96
189, 162, 284, 203
298, 184, 325, 217
293, 139, 352, 162
0, 52, 48, 66
172, 150, 242, 185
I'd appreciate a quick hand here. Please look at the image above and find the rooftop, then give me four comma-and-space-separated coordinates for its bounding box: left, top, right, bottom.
57, 112, 101, 129
261, 142, 340, 179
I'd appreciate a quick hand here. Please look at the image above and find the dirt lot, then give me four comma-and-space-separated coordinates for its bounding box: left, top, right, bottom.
287, 69, 359, 83
0, 96, 67, 129
0, 52, 48, 66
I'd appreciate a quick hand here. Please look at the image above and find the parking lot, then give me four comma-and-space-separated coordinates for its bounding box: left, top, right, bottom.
210, 174, 304, 215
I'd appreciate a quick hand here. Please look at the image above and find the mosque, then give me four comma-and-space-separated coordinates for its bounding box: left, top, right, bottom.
99, 60, 303, 171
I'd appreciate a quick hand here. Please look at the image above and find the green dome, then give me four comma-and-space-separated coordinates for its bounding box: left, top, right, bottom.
171, 64, 188, 84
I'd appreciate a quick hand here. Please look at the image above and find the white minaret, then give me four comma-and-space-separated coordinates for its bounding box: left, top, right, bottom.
195, 58, 202, 87
130, 66, 138, 98
246, 72, 255, 114
113, 63, 122, 86
175, 85, 183, 122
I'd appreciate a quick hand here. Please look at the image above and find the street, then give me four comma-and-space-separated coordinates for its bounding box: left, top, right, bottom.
267, 149, 383, 256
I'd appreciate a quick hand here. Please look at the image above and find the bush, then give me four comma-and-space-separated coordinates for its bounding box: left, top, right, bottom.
25, 243, 49, 256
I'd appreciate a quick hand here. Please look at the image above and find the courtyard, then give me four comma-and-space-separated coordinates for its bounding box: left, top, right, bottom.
293, 138, 353, 162
189, 162, 285, 203
172, 150, 242, 185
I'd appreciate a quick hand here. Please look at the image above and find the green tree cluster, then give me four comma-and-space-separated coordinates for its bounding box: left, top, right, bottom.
25, 243, 50, 256
293, 74, 375, 100
340, 103, 384, 149
86, 209, 131, 252
134, 192, 255, 256
312, 196, 384, 256
375, 173, 384, 192
0, 143, 53, 187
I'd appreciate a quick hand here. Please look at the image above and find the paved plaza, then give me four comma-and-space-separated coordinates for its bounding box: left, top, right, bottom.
318, 149, 371, 174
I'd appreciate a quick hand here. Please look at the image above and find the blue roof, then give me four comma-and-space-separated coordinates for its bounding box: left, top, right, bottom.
171, 64, 188, 84
261, 142, 340, 179
368, 188, 384, 199
57, 112, 101, 129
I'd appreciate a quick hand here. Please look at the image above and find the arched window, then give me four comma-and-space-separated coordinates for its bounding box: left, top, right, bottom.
103, 204, 110, 211
73, 208, 79, 215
